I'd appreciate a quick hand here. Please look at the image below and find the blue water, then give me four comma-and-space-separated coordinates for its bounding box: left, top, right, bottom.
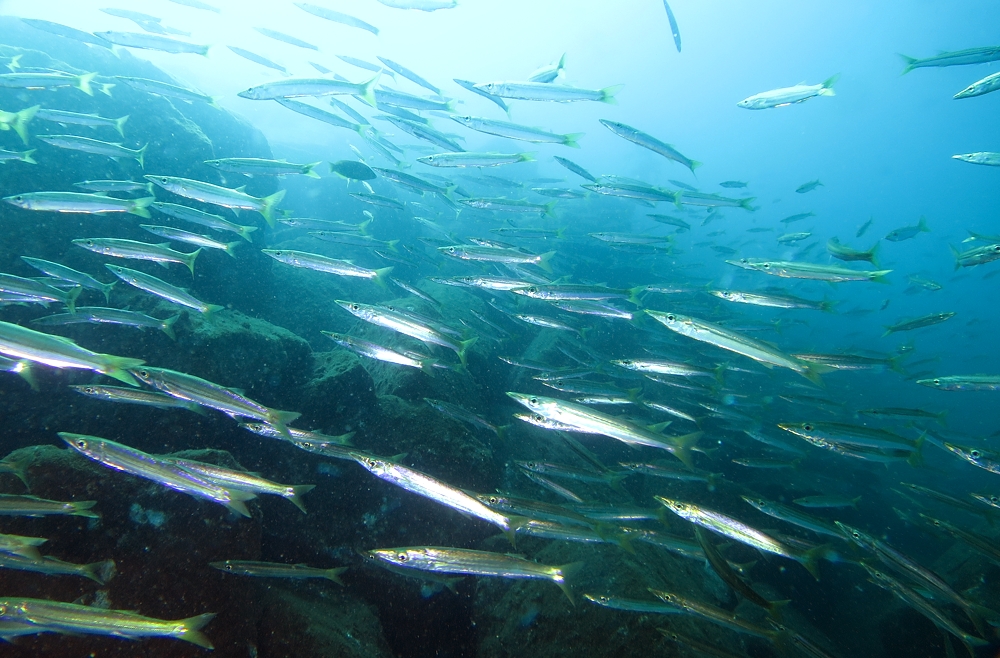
0, 2, 999, 657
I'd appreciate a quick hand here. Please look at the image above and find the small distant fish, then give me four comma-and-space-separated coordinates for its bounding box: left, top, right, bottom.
885, 216, 929, 241
475, 81, 621, 104
780, 211, 815, 224
952, 151, 1000, 166
263, 249, 392, 285
211, 560, 346, 583
719, 180, 747, 188
226, 46, 286, 73
37, 135, 146, 167
0, 494, 98, 518
452, 115, 581, 148
827, 238, 880, 266
71, 384, 204, 413
859, 407, 946, 425
237, 76, 379, 108
73, 238, 201, 275
376, 0, 456, 10
204, 157, 321, 178
777, 232, 810, 244
152, 202, 257, 242
34, 307, 181, 339
795, 180, 823, 193
106, 265, 222, 314
661, 0, 682, 52
377, 56, 440, 95
418, 152, 533, 168
116, 76, 218, 107
254, 27, 318, 50
882, 312, 955, 336
600, 120, 699, 172
856, 217, 874, 237
793, 495, 860, 509
738, 75, 838, 110
553, 155, 597, 182
900, 46, 1000, 74
728, 258, 892, 283
20, 257, 115, 302
94, 31, 209, 56
294, 3, 380, 36
0, 71, 97, 95
168, 0, 220, 11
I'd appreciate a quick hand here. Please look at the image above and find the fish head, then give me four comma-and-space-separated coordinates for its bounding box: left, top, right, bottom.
943, 442, 993, 466
143, 174, 176, 190
474, 82, 501, 95
349, 452, 390, 475
914, 378, 943, 389
710, 290, 734, 301
516, 460, 545, 474
582, 594, 612, 606
514, 412, 560, 429
368, 547, 425, 566
833, 521, 874, 549
2, 195, 29, 209
335, 300, 375, 321
972, 493, 1000, 509
738, 495, 769, 512
416, 155, 435, 165
736, 97, 757, 109
653, 495, 692, 516
128, 366, 163, 387
505, 391, 545, 412
59, 432, 104, 459
236, 87, 260, 100
644, 310, 688, 331
104, 263, 134, 283
450, 115, 474, 127
475, 492, 509, 509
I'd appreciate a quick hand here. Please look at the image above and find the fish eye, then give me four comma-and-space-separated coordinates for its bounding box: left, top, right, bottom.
84, 387, 95, 393
852, 531, 861, 539
448, 247, 455, 253
992, 496, 999, 504
489, 496, 498, 504
532, 414, 544, 421
971, 450, 982, 459
932, 379, 941, 385
351, 304, 360, 311
803, 423, 814, 431
75, 439, 87, 449
762, 263, 771, 269
396, 553, 408, 562
666, 314, 675, 321
225, 564, 233, 571
86, 240, 94, 246
529, 397, 538, 405
527, 287, 537, 293
139, 370, 149, 377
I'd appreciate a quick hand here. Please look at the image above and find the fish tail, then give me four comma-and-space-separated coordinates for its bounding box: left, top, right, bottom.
672, 431, 703, 469
0, 457, 29, 486
627, 285, 646, 307
872, 269, 892, 284
202, 303, 225, 315
269, 409, 302, 438
800, 362, 830, 387
419, 360, 438, 377
800, 546, 824, 580
898, 54, 918, 74
372, 266, 394, 288
494, 424, 509, 441
358, 218, 373, 235
129, 195, 155, 219
236, 224, 257, 243
563, 132, 583, 148
906, 433, 926, 468
20, 149, 37, 164
917, 215, 929, 232
6, 55, 20, 72
223, 240, 242, 259
183, 248, 202, 276
543, 200, 557, 219
599, 84, 623, 104
555, 226, 567, 239
740, 196, 757, 211
177, 613, 216, 649
936, 410, 948, 427
324, 566, 348, 585
99, 280, 115, 303
358, 73, 380, 108
767, 599, 791, 623
518, 152, 536, 163
819, 298, 837, 313
286, 484, 316, 514
99, 82, 115, 97
12, 105, 37, 145
136, 143, 147, 169
457, 336, 478, 367
100, 355, 146, 386
688, 160, 703, 174
209, 96, 223, 110
76, 71, 97, 95
383, 238, 400, 253
198, 44, 211, 57
304, 161, 322, 178
161, 313, 181, 340
114, 114, 129, 138
553, 561, 584, 605
259, 189, 287, 227
868, 241, 881, 268
83, 558, 117, 584
536, 250, 556, 273
64, 285, 82, 314
820, 73, 840, 95
672, 190, 684, 209
71, 500, 101, 518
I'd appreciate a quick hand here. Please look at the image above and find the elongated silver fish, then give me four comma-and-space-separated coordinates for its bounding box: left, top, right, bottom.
262, 249, 392, 285
238, 75, 379, 107
37, 134, 146, 167
367, 547, 581, 603
451, 115, 581, 148
211, 560, 345, 583
0, 494, 98, 518
140, 225, 241, 258
32, 307, 180, 339
475, 81, 620, 104
599, 120, 699, 172
73, 238, 201, 274
105, 264, 222, 314
151, 202, 257, 242
4, 191, 153, 218
70, 384, 205, 414
144, 175, 286, 227
336, 300, 476, 365
738, 76, 838, 109
60, 433, 254, 517
0, 71, 97, 95
165, 458, 315, 513
94, 30, 209, 55
116, 76, 218, 107
35, 108, 128, 137
418, 152, 533, 168
204, 157, 321, 178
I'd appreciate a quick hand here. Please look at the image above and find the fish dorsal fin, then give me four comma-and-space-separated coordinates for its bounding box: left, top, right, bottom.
235, 185, 247, 193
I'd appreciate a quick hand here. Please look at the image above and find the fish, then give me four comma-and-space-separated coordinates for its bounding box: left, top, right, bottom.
0, 148, 36, 165
451, 115, 581, 148
599, 120, 699, 172
941, 442, 1000, 475
954, 70, 1000, 99
727, 258, 891, 283
796, 179, 823, 193
227, 46, 286, 73
335, 300, 476, 365
0, 494, 98, 518
128, 367, 301, 436
857, 217, 874, 237
165, 458, 315, 513
73, 238, 201, 275
553, 156, 597, 182
719, 180, 747, 188
507, 392, 701, 465
776, 232, 810, 244
376, 57, 440, 95
116, 76, 218, 107
882, 312, 955, 336
951, 242, 1000, 267
826, 238, 880, 266
204, 157, 321, 178
366, 547, 582, 604
33, 307, 180, 340
645, 310, 826, 384
460, 198, 556, 216
323, 332, 442, 374
453, 78, 510, 115
737, 75, 838, 109
583, 594, 684, 614
144, 175, 286, 227
695, 527, 787, 620
106, 264, 222, 315
438, 244, 555, 272
263, 249, 392, 286
237, 76, 380, 108
60, 433, 254, 517
612, 358, 715, 379
70, 384, 206, 413
34, 108, 129, 141
0, 105, 37, 145
885, 216, 929, 241
95, 30, 209, 55
19, 18, 112, 47
151, 203, 257, 242
916, 374, 1000, 391
0, 552, 115, 584
211, 561, 346, 583
418, 152, 533, 168
275, 99, 362, 131
475, 81, 621, 104
648, 589, 786, 643
0, 319, 143, 385
658, 497, 820, 577
900, 46, 1000, 73
73, 179, 148, 193
781, 211, 815, 224
253, 27, 318, 50
0, 71, 98, 95
424, 398, 504, 437
4, 191, 154, 218
710, 290, 833, 312
140, 225, 241, 258
793, 495, 861, 509
952, 151, 1000, 166
20, 258, 115, 302
740, 496, 842, 540
0, 598, 215, 649
662, 0, 682, 52
376, 0, 456, 10
294, 3, 380, 35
